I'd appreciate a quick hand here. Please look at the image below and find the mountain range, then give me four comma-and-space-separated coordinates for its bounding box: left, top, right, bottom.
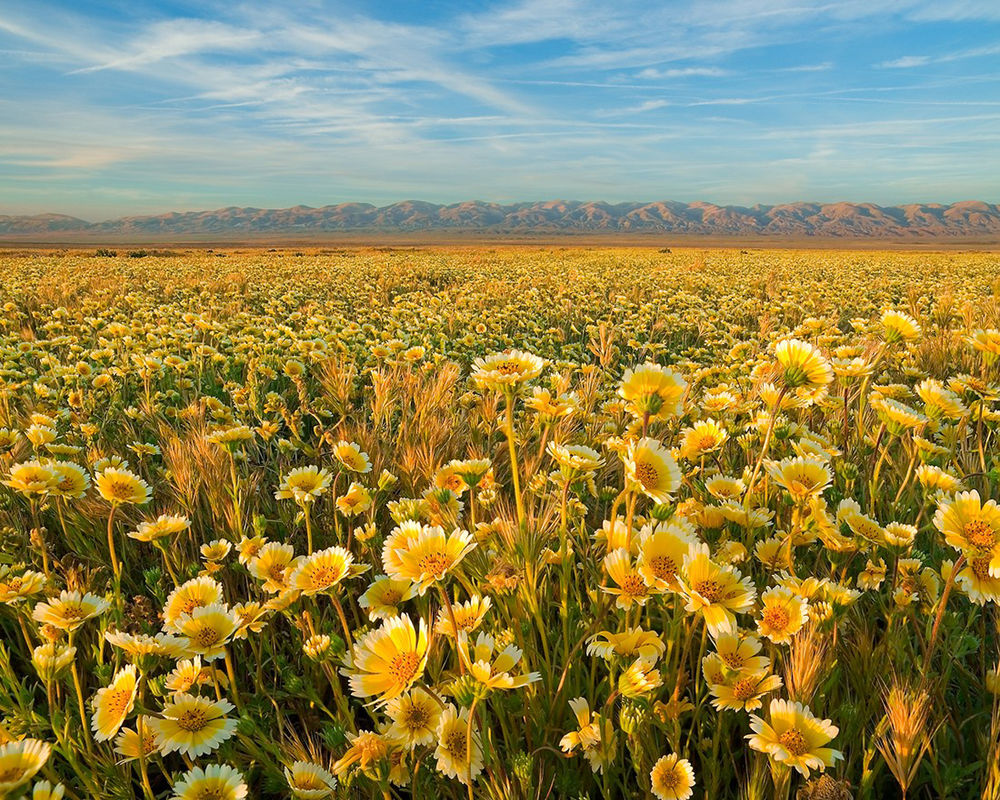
2, 200, 1000, 240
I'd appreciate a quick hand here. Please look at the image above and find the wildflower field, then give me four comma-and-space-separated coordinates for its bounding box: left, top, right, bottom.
3, 245, 1000, 800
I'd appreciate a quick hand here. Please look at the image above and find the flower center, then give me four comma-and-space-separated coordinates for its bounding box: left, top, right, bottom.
404, 704, 429, 729
445, 727, 468, 757
971, 556, 992, 580
176, 708, 209, 732
307, 565, 343, 587
634, 461, 660, 489
762, 606, 791, 631
965, 519, 996, 550
649, 555, 677, 581
778, 727, 809, 757
621, 575, 648, 598
696, 434, 718, 450
720, 651, 745, 669
194, 626, 221, 648
493, 360, 521, 375
389, 652, 420, 684
694, 579, 723, 603
732, 676, 759, 700
418, 552, 453, 576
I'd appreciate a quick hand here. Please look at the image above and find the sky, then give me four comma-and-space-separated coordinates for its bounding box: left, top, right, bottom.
1, 0, 999, 219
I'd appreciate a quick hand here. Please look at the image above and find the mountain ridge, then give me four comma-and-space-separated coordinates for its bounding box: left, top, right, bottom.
2, 200, 1000, 238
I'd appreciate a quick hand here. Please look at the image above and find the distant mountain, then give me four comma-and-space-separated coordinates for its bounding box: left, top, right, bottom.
2, 200, 1000, 239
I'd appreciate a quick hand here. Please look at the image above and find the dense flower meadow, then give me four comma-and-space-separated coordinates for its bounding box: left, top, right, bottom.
0, 246, 999, 800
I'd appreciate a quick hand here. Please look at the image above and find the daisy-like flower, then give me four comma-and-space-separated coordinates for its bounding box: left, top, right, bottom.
288, 546, 367, 595
747, 698, 842, 778
705, 475, 745, 501
163, 577, 225, 630
678, 545, 756, 637
871, 394, 928, 435
385, 687, 442, 748
618, 658, 663, 698
381, 523, 476, 595
150, 694, 237, 758
623, 437, 682, 504
0, 568, 45, 604
91, 665, 139, 742
32, 590, 109, 632
32, 642, 76, 681
128, 513, 190, 542
49, 462, 90, 498
773, 339, 833, 391
916, 378, 968, 420
915, 465, 962, 494
434, 704, 484, 785
678, 418, 727, 460
343, 614, 429, 704
173, 604, 240, 661
471, 350, 546, 391
333, 441, 372, 474
884, 521, 917, 549
881, 309, 921, 343
951, 556, 1000, 605
95, 465, 151, 506
756, 586, 809, 645
933, 490, 1000, 573
969, 328, 1000, 363
603, 548, 653, 609
637, 520, 698, 593
336, 482, 372, 516
458, 631, 541, 690
248, 542, 296, 593
650, 753, 696, 800
706, 665, 783, 712
559, 697, 616, 774
170, 764, 247, 800
765, 455, 832, 502
2, 460, 56, 496
164, 657, 215, 694
618, 363, 687, 420
586, 627, 666, 663
0, 739, 51, 794
359, 576, 418, 621
284, 761, 337, 799
433, 594, 492, 638
547, 442, 604, 478
274, 466, 332, 504
708, 633, 771, 674
332, 729, 391, 777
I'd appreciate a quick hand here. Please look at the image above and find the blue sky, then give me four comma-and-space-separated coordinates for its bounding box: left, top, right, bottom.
1, 0, 999, 219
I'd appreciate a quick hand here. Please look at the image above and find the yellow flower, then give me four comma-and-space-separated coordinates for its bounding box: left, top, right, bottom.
95, 466, 151, 505
386, 687, 442, 748
49, 462, 90, 498
0, 739, 51, 794
433, 594, 492, 638
381, 523, 476, 595
288, 546, 367, 595
559, 697, 616, 774
163, 577, 225, 630
586, 627, 666, 663
458, 631, 541, 690
547, 442, 604, 477
248, 543, 296, 593
128, 513, 190, 542
915, 378, 968, 420
471, 350, 546, 391
149, 694, 237, 758
765, 455, 832, 502
933, 490, 1000, 572
285, 761, 337, 799
603, 548, 653, 609
881, 309, 921, 342
637, 520, 697, 593
678, 545, 756, 637
650, 753, 696, 800
623, 437, 681, 504
747, 699, 842, 778
618, 658, 663, 698
336, 481, 372, 516
30, 780, 65, 800
174, 604, 240, 661
969, 328, 1000, 363
91, 665, 139, 742
756, 586, 808, 644
332, 729, 391, 777
773, 339, 833, 391
2, 460, 56, 496
170, 764, 247, 800
618, 363, 687, 419
333, 441, 372, 474
31, 642, 75, 681
359, 575, 418, 621
164, 657, 215, 693
343, 614, 428, 704
706, 666, 783, 712
871, 394, 927, 434
434, 704, 483, 785
0, 568, 45, 605
275, 466, 332, 504
32, 590, 109, 632
678, 418, 727, 460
